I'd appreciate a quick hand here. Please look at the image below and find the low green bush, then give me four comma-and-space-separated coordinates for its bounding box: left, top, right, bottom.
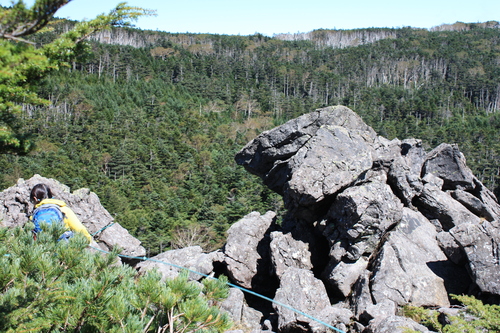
0, 225, 232, 332
402, 294, 500, 333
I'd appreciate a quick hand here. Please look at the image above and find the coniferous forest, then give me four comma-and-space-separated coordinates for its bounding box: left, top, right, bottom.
2, 20, 500, 255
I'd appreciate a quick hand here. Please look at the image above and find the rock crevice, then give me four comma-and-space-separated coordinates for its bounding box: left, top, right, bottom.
227, 106, 500, 332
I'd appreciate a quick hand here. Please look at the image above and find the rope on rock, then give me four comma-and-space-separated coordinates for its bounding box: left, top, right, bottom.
91, 222, 115, 236
90, 245, 347, 333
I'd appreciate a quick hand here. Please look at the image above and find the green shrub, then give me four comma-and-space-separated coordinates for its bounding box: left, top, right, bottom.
402, 295, 500, 333
0, 225, 232, 332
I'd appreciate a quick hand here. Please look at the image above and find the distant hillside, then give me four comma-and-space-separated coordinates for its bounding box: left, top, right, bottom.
51, 20, 500, 50
275, 21, 500, 48
7, 21, 499, 255
274, 28, 397, 48
430, 20, 500, 31
85, 20, 500, 49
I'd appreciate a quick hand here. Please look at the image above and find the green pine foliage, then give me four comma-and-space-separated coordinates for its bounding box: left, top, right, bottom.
0, 0, 154, 154
402, 295, 500, 332
2, 70, 284, 254
0, 225, 232, 332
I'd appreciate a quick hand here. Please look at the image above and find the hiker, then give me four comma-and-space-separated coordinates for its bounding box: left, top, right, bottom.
30, 183, 92, 242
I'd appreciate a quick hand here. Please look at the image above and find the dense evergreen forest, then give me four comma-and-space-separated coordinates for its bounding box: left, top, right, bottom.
2, 21, 499, 255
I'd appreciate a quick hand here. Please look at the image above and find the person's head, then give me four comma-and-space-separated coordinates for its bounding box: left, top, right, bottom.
30, 183, 53, 204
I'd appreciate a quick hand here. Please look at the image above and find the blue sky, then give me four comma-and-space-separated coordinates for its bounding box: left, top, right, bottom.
2, 0, 498, 36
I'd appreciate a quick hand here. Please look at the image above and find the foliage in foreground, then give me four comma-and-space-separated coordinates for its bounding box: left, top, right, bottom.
402, 295, 500, 332
0, 225, 232, 332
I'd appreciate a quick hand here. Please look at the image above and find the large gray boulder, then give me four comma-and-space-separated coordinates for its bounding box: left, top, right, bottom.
450, 220, 500, 295
223, 211, 276, 289
235, 106, 377, 207
421, 143, 475, 191
370, 208, 455, 307
136, 246, 221, 281
323, 257, 368, 298
324, 180, 404, 262
232, 105, 500, 332
363, 315, 433, 333
269, 230, 313, 278
386, 139, 426, 207
221, 288, 246, 327
414, 181, 481, 231
273, 267, 352, 333
284, 125, 375, 206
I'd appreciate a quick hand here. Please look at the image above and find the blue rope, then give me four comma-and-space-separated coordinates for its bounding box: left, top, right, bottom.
90, 245, 346, 333
91, 222, 115, 236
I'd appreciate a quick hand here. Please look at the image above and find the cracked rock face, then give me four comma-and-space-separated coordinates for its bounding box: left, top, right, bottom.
285, 125, 375, 206
235, 105, 377, 207
228, 105, 500, 331
370, 208, 455, 307
222, 211, 276, 290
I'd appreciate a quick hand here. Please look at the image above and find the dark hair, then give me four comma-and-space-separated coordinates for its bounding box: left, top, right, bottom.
30, 183, 53, 203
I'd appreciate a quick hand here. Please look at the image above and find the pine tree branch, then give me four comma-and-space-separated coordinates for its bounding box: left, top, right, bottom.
0, 0, 70, 41
0, 33, 35, 44
142, 313, 156, 333
140, 297, 151, 319
74, 277, 116, 332
1, 278, 15, 292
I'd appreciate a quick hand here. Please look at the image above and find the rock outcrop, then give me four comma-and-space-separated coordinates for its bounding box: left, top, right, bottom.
2, 106, 500, 333
227, 105, 500, 332
0, 174, 146, 260
135, 106, 500, 332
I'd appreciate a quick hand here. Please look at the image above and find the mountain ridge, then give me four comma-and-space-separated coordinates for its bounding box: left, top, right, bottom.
47, 20, 499, 49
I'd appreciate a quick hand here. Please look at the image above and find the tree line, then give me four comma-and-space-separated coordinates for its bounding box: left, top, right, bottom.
2, 20, 499, 255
